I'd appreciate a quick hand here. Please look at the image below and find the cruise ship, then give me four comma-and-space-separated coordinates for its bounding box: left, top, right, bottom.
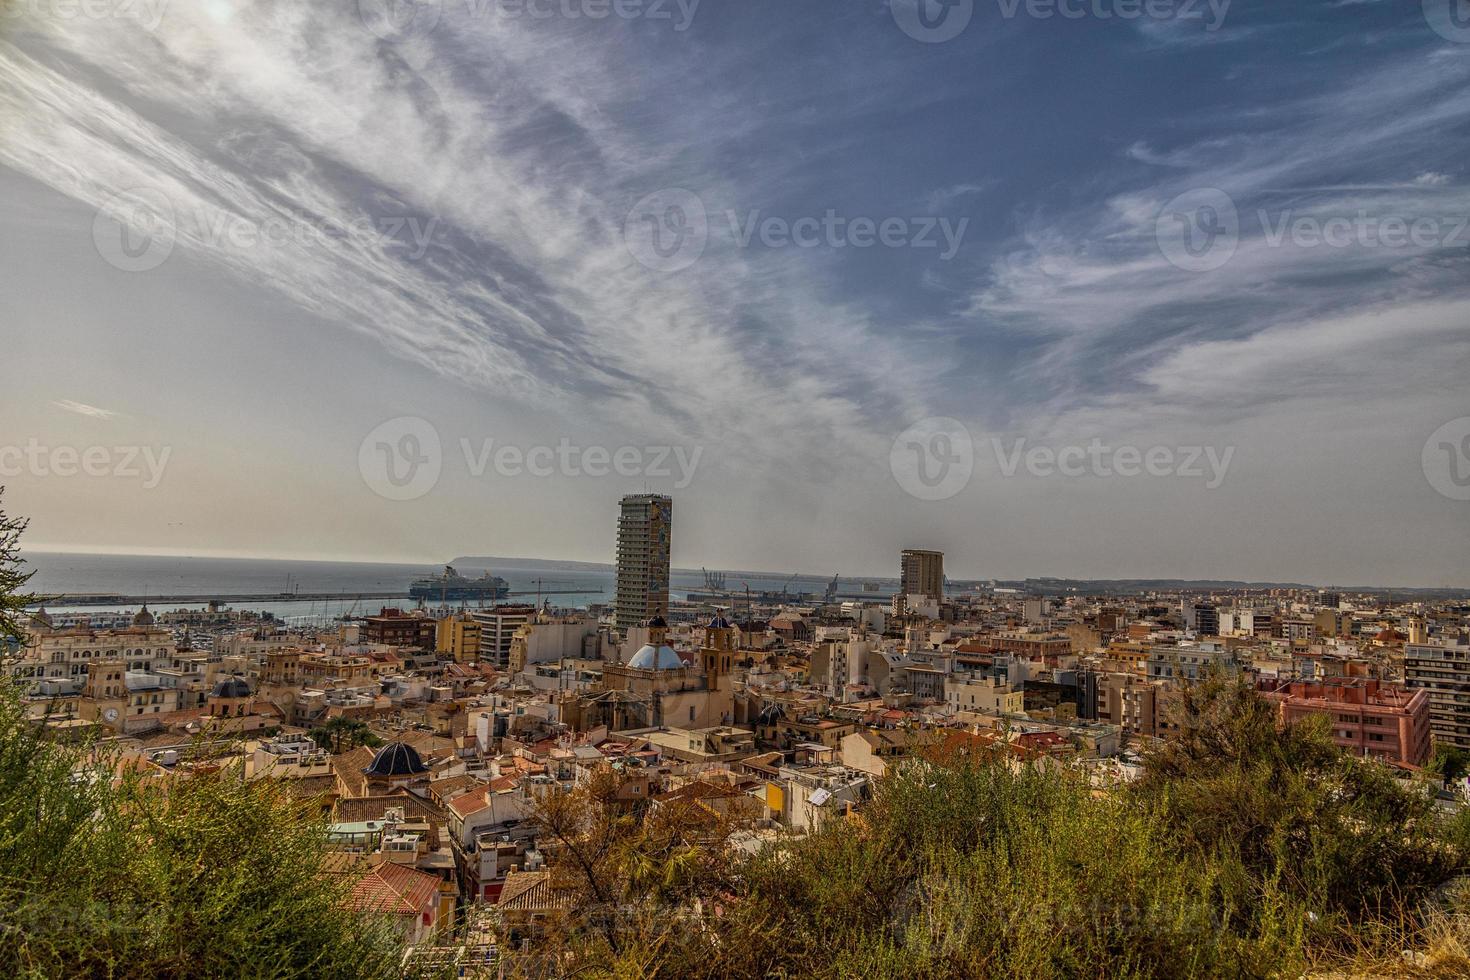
409, 566, 509, 601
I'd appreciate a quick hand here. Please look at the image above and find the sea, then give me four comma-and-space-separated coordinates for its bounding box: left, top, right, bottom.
20, 552, 874, 627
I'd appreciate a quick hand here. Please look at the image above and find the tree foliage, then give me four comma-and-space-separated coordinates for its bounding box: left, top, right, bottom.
0, 683, 409, 979
0, 488, 41, 644
309, 716, 383, 754
0, 498, 407, 979
518, 679, 1470, 979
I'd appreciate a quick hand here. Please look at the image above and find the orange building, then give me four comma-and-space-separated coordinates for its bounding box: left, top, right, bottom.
1258, 677, 1431, 766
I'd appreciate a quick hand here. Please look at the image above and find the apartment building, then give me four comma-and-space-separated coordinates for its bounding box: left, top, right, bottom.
614, 494, 672, 630
1146, 642, 1238, 684
899, 549, 944, 601
944, 674, 1025, 717
1404, 637, 1470, 750
4, 610, 174, 691
1259, 677, 1431, 766
469, 606, 537, 669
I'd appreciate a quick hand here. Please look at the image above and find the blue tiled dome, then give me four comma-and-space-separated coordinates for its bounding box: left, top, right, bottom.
210, 676, 252, 699
363, 742, 428, 777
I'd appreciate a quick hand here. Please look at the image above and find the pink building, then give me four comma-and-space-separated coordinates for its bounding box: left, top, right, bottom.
1259, 677, 1431, 766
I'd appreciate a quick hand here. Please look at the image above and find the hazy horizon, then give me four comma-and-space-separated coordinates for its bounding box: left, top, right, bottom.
17, 548, 1468, 593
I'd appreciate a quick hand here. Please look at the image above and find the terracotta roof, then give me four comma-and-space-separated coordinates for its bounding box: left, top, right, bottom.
449, 792, 491, 817
496, 869, 575, 913
349, 860, 440, 916
333, 792, 446, 826
427, 773, 485, 803
655, 779, 746, 803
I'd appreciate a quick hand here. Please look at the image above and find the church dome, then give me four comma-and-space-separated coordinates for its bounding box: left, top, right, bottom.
628, 643, 685, 670
363, 742, 428, 777
132, 604, 155, 627
211, 676, 252, 699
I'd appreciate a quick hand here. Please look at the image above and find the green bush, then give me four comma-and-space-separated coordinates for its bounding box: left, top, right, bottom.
0, 685, 407, 980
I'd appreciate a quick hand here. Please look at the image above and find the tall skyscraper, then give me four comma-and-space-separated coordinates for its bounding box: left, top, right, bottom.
615, 494, 672, 631
900, 549, 944, 601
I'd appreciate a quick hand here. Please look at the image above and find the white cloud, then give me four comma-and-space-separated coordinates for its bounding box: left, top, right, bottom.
51, 399, 118, 420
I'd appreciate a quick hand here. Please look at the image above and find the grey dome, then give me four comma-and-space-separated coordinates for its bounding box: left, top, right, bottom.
628, 644, 684, 670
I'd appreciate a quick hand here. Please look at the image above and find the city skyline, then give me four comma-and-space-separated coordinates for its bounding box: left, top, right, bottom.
2, 2, 1468, 586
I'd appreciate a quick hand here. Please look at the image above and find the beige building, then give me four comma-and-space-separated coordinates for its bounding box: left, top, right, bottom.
508, 617, 599, 675
5, 608, 174, 690
81, 659, 184, 734
944, 674, 1025, 717
581, 616, 735, 731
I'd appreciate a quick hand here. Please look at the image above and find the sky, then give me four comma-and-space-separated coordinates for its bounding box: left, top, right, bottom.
0, 0, 1467, 586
